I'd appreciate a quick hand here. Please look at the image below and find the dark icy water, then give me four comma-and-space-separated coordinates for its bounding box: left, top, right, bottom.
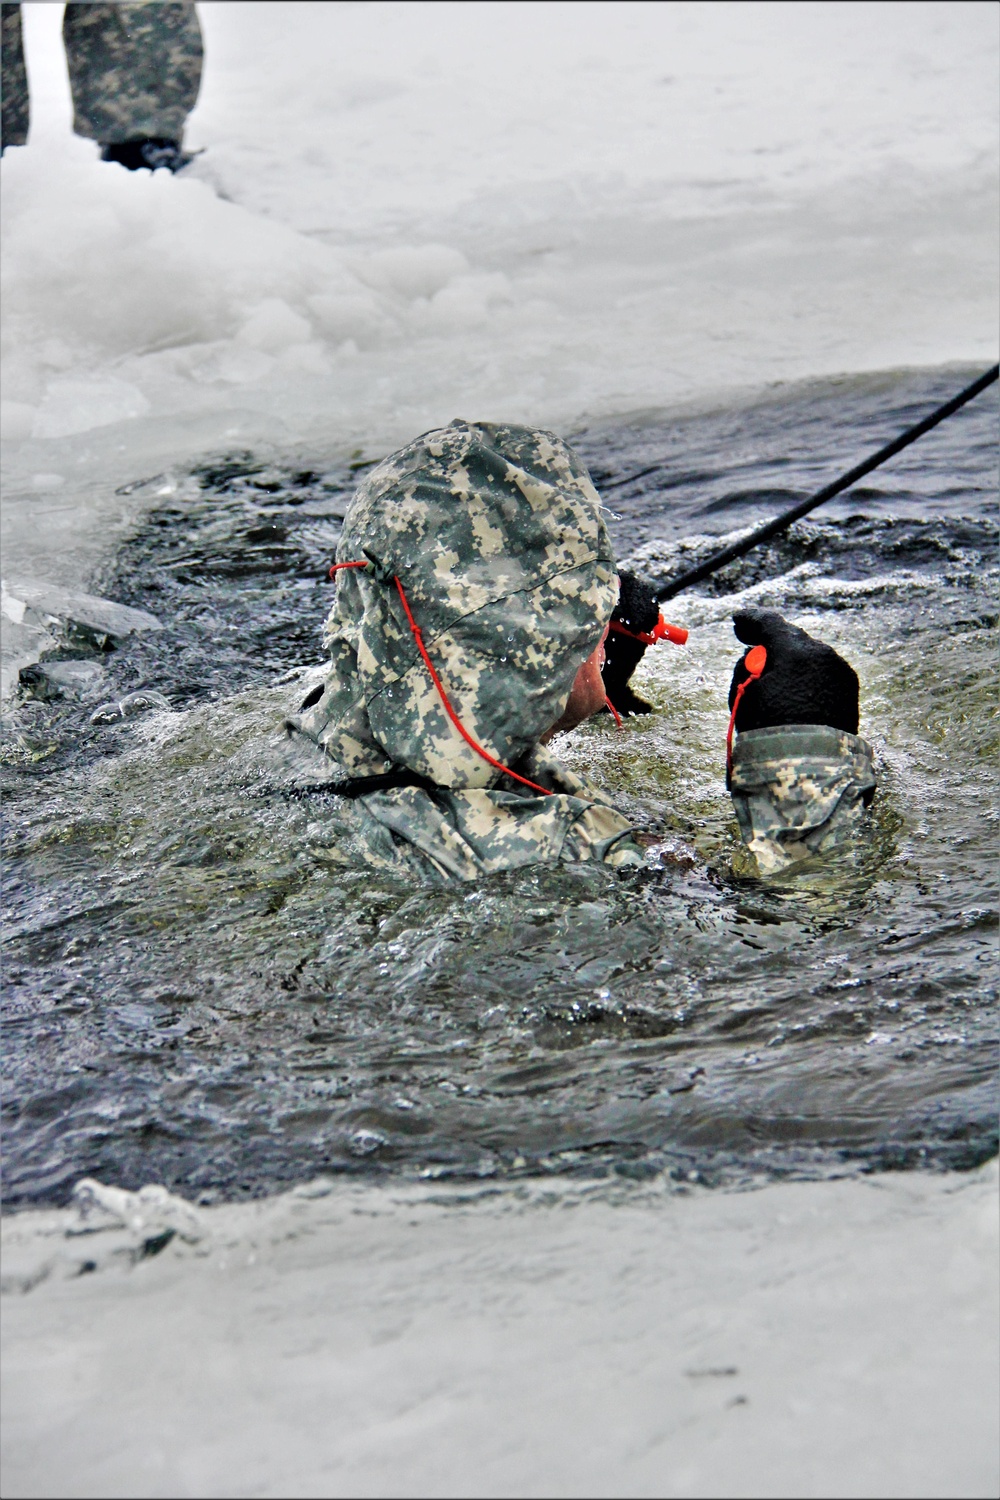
2, 366, 997, 1207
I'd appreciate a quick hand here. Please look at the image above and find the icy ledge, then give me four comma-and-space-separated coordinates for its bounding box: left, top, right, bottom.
2, 1161, 997, 1499
0, 578, 162, 703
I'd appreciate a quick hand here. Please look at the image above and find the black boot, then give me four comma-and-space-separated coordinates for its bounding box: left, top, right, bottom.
100, 137, 194, 173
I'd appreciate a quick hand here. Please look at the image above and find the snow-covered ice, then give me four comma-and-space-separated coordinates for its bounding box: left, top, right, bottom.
2, 1162, 997, 1499
2, 2, 997, 614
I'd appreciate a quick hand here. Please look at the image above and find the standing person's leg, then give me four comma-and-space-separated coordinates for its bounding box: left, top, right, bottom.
1, 2, 29, 152
62, 1, 203, 171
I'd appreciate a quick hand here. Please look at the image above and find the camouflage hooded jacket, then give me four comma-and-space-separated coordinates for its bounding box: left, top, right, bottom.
285, 421, 643, 882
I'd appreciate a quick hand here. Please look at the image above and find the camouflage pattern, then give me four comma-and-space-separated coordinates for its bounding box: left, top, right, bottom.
286, 419, 643, 880
730, 723, 876, 876
62, 2, 203, 144
1, 3, 28, 149
353, 744, 643, 882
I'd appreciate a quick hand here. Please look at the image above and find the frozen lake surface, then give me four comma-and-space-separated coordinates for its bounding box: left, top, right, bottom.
2, 1160, 997, 1499
2, 2, 997, 617
1, 7, 997, 1494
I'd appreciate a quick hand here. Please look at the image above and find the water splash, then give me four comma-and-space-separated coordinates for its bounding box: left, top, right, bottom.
2, 369, 996, 1206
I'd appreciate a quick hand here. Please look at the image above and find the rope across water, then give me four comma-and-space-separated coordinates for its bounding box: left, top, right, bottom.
654, 365, 999, 601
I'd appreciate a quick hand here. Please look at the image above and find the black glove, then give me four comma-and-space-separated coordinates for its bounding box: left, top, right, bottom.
602, 569, 659, 715
728, 610, 859, 734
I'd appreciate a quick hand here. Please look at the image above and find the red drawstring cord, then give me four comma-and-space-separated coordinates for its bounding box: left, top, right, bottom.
330, 559, 554, 796
608, 615, 688, 647
726, 644, 767, 774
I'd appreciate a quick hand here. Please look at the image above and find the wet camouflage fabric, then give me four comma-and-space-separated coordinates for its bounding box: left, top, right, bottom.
730, 724, 876, 875
1, 3, 28, 149
62, 2, 203, 144
352, 744, 642, 882
286, 419, 643, 880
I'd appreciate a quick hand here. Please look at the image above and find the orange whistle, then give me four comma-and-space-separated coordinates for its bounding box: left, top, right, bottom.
658, 619, 688, 646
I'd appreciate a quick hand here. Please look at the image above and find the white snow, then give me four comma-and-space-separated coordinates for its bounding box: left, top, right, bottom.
1, 2, 997, 613
2, 1162, 997, 1498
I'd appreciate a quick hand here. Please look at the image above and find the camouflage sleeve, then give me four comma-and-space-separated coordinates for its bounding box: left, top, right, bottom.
561, 801, 646, 869
62, 1, 203, 144
730, 724, 876, 875
1, 3, 28, 149
518, 743, 645, 867
354, 781, 643, 882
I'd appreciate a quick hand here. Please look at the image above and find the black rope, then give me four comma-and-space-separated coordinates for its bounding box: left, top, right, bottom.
652, 364, 998, 602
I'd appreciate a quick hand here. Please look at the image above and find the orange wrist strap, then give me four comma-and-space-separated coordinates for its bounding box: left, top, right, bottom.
726, 644, 767, 773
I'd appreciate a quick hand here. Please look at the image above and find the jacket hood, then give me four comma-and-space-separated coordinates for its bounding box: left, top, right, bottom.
293, 420, 618, 788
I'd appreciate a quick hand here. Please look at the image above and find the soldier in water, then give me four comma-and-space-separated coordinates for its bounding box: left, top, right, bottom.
285, 420, 646, 882
1, 1, 202, 171
284, 418, 876, 883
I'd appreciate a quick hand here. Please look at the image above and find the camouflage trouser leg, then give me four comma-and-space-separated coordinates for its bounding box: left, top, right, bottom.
1, 3, 28, 150
62, 1, 203, 145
